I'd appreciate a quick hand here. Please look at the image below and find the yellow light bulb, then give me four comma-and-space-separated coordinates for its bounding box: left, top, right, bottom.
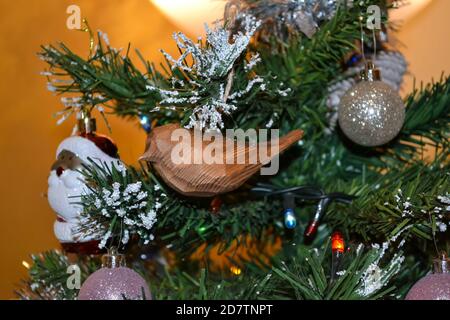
230, 265, 242, 276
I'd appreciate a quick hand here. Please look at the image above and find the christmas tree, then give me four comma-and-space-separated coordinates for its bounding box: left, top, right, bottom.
16, 0, 450, 300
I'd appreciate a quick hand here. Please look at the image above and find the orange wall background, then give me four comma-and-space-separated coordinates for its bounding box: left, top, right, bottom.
396, 0, 450, 94
0, 0, 449, 299
0, 0, 180, 299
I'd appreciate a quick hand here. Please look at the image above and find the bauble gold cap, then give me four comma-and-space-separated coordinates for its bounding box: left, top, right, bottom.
360, 60, 381, 82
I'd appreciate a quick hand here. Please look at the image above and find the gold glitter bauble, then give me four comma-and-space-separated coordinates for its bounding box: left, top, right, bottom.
338, 80, 405, 147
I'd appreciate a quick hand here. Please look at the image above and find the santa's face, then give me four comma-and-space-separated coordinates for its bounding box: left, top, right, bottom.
48, 135, 123, 246
48, 150, 96, 243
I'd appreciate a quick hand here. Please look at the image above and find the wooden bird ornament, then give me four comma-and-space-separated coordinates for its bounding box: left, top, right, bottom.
140, 123, 303, 197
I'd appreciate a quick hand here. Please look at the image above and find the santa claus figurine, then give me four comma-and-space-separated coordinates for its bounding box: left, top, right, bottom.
48, 112, 123, 254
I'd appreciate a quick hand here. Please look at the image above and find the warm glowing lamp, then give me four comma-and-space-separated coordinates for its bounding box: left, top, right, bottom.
150, 0, 225, 36
151, 0, 433, 36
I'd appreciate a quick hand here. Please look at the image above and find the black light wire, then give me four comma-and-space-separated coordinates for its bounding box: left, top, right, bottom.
251, 183, 355, 243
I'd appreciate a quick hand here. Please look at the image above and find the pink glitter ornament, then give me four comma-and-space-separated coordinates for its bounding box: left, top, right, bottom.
78, 248, 151, 300
406, 253, 450, 300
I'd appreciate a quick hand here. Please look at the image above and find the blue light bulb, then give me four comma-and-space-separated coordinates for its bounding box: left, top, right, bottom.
139, 114, 152, 133
284, 208, 297, 229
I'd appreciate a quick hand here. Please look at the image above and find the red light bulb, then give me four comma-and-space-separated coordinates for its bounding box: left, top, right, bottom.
331, 231, 345, 253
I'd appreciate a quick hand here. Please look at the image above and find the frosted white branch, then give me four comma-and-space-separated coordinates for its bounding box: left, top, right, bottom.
149, 16, 262, 131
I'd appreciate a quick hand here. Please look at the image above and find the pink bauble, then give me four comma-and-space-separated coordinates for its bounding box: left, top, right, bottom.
406, 273, 450, 300
78, 267, 151, 300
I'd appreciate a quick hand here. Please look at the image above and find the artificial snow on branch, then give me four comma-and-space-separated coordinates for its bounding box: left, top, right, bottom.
79, 162, 168, 247
17, 237, 405, 300
148, 15, 264, 131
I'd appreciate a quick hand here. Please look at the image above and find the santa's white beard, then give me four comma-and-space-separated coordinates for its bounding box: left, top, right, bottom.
48, 170, 98, 243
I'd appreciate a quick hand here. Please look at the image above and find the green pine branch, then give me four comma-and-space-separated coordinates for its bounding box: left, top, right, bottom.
15, 251, 98, 300
17, 239, 405, 300
326, 161, 449, 242
40, 34, 170, 120
79, 161, 284, 256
